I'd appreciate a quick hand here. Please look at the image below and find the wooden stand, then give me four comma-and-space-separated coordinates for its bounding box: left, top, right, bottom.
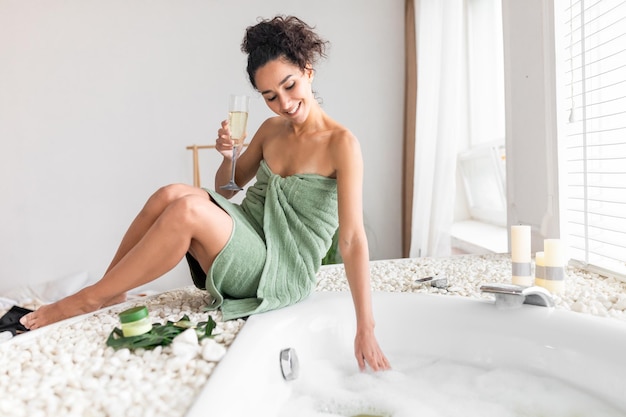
186, 145, 215, 187
186, 144, 248, 187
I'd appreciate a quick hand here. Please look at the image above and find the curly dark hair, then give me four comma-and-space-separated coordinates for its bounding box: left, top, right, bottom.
241, 15, 328, 89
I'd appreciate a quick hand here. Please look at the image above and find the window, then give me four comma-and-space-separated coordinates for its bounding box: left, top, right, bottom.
558, 0, 626, 278
456, 0, 507, 227
458, 142, 507, 226
461, 0, 507, 226
451, 0, 507, 255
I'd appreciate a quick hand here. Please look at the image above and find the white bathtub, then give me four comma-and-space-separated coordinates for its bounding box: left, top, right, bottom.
186, 291, 626, 416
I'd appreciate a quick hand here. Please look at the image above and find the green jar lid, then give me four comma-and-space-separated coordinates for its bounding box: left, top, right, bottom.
119, 306, 149, 323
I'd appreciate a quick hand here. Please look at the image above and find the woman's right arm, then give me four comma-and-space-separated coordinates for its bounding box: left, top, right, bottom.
213, 119, 268, 199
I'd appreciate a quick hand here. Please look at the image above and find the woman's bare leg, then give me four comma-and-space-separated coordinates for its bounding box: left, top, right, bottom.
101, 184, 211, 306
21, 189, 232, 329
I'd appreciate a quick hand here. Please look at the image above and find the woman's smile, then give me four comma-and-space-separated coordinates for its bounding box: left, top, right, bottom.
284, 101, 301, 116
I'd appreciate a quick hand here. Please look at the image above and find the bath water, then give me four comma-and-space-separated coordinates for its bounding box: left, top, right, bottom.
278, 354, 623, 417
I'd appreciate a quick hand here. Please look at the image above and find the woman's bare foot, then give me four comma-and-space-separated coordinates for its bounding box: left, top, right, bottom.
19, 288, 105, 330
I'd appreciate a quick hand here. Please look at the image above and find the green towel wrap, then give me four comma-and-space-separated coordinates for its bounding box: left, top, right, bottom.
186, 160, 339, 321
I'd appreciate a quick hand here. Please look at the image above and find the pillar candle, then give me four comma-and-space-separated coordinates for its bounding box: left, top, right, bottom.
534, 251, 547, 289
544, 239, 565, 267
543, 238, 566, 293
511, 225, 531, 263
511, 225, 533, 286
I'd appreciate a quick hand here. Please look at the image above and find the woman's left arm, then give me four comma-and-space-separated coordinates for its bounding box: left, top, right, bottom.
333, 132, 390, 372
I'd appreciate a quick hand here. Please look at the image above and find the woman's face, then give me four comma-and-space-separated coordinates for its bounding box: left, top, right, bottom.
254, 58, 314, 124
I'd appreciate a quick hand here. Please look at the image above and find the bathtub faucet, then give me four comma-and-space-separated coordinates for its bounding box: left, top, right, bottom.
414, 274, 448, 289
480, 283, 555, 309
279, 348, 299, 381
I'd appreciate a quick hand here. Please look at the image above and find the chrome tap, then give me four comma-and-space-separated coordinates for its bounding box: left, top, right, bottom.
480, 283, 555, 308
279, 348, 299, 381
414, 274, 448, 289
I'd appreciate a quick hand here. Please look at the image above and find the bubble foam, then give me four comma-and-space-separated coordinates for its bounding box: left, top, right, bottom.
279, 354, 623, 417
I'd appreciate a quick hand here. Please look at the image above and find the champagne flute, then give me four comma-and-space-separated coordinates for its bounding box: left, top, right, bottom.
220, 94, 249, 191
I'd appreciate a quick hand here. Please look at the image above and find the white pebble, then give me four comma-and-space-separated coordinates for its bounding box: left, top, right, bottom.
165, 357, 188, 372
613, 295, 626, 311
173, 328, 198, 345
570, 301, 588, 313
201, 339, 226, 362
0, 331, 13, 343
114, 348, 131, 361
172, 341, 199, 359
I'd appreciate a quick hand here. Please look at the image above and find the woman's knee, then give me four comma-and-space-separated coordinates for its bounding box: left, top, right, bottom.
163, 194, 211, 226
148, 184, 199, 210
155, 183, 192, 200
168, 195, 232, 260
164, 195, 231, 237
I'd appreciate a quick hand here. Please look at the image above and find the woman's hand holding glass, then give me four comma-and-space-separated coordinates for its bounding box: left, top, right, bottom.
219, 94, 249, 191
216, 120, 244, 160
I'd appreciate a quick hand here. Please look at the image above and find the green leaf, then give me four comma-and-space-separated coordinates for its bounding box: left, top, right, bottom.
206, 316, 216, 336
105, 314, 218, 351
173, 316, 195, 329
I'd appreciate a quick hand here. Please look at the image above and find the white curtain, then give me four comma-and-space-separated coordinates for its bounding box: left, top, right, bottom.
409, 0, 470, 257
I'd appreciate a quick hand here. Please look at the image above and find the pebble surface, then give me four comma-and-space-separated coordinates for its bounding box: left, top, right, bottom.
1, 254, 625, 416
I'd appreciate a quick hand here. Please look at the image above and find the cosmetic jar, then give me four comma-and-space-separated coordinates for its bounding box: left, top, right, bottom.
119, 306, 152, 337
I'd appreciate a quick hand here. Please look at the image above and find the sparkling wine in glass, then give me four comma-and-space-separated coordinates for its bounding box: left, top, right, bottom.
220, 94, 249, 191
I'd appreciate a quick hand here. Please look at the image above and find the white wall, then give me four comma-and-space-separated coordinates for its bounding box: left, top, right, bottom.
0, 0, 404, 293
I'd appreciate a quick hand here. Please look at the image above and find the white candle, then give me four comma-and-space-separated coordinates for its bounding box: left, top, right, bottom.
511, 225, 531, 263
544, 239, 565, 267
543, 239, 566, 293
535, 251, 547, 289
535, 252, 545, 275
535, 251, 545, 267
511, 225, 532, 286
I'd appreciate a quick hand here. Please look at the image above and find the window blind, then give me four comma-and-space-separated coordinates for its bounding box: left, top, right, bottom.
562, 0, 626, 278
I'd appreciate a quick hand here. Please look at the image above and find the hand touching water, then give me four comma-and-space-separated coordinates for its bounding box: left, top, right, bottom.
355, 327, 391, 371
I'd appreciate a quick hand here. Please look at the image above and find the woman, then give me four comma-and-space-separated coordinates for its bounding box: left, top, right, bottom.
21, 15, 390, 371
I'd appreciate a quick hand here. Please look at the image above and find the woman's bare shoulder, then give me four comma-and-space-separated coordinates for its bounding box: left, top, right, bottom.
257, 116, 286, 134
329, 124, 360, 153
325, 123, 362, 179
247, 117, 284, 149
